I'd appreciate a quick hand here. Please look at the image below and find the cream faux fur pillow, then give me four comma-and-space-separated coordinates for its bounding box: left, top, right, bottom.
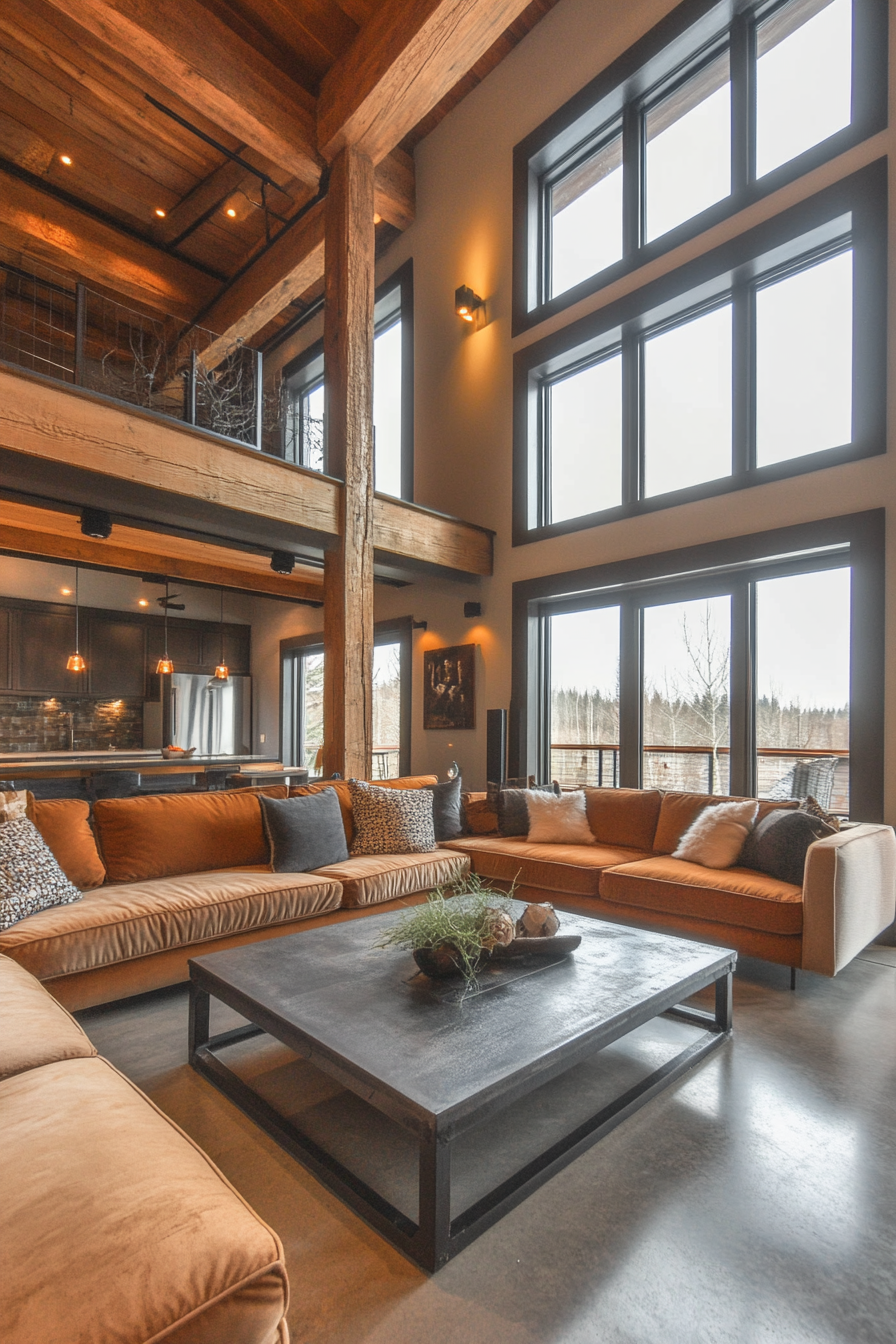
673, 799, 759, 869
526, 790, 594, 845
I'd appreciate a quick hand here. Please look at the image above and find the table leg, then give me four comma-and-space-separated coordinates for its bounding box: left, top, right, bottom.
418, 1130, 452, 1272
189, 983, 210, 1060
715, 970, 733, 1033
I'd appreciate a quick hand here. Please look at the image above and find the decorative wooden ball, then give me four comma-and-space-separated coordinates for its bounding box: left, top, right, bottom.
516, 902, 560, 939
482, 908, 516, 948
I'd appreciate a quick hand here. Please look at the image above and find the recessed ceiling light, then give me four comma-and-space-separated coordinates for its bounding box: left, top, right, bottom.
60, 154, 72, 166
60, 587, 73, 596
225, 207, 237, 218
373, 212, 382, 224
155, 208, 166, 218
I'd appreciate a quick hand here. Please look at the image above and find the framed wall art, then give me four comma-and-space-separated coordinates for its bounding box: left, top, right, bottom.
423, 643, 475, 730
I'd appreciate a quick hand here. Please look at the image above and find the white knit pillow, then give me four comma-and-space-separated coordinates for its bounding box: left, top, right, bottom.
526, 790, 594, 845
673, 800, 759, 869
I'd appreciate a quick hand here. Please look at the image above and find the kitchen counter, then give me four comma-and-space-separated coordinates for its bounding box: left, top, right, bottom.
0, 753, 279, 778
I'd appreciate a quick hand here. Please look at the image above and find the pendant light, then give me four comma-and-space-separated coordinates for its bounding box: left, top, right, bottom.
66, 566, 86, 673
156, 579, 174, 675
208, 587, 230, 688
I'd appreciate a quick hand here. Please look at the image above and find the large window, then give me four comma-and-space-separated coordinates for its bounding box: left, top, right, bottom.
515, 164, 884, 543
281, 261, 413, 498
281, 620, 412, 777
515, 0, 884, 328
519, 514, 882, 820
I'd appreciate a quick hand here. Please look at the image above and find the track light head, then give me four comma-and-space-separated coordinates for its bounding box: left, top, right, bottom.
80, 507, 112, 539
271, 550, 295, 575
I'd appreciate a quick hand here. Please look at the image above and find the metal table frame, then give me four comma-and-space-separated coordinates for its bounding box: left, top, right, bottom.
189, 952, 734, 1273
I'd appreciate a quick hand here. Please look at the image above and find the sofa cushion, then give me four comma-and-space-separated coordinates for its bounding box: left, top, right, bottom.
0, 953, 95, 1081
462, 792, 499, 834
740, 808, 836, 885
32, 798, 106, 890
652, 792, 797, 854
584, 787, 663, 851
260, 788, 349, 871
443, 835, 654, 897
496, 784, 560, 837
0, 818, 83, 930
290, 774, 438, 845
93, 791, 273, 883
424, 775, 466, 841
673, 799, 759, 868
599, 856, 803, 935
312, 849, 468, 908
0, 870, 343, 980
526, 790, 595, 844
349, 779, 436, 856
0, 1055, 288, 1344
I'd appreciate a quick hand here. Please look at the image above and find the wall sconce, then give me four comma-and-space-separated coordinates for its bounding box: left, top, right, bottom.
455, 285, 485, 328
412, 619, 428, 631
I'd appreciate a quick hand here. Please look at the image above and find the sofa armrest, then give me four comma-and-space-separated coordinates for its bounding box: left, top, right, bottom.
801, 824, 896, 975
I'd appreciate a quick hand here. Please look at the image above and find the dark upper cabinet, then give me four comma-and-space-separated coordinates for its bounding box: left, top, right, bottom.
88, 618, 146, 698
146, 623, 203, 671
14, 610, 84, 695
0, 608, 9, 689
200, 627, 250, 675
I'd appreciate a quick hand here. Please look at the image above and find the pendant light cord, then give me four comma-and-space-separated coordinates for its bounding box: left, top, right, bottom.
74, 566, 79, 653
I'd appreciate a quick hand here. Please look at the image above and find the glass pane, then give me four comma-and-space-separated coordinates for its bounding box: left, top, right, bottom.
549, 354, 622, 523
645, 52, 731, 242
372, 641, 402, 779
301, 651, 324, 775
643, 305, 732, 498
755, 250, 852, 467
643, 596, 731, 794
549, 607, 620, 788
550, 135, 623, 297
756, 0, 852, 178
373, 320, 402, 497
301, 382, 325, 471
756, 569, 850, 812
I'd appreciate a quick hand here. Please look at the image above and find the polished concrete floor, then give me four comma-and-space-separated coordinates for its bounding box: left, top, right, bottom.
78, 947, 896, 1344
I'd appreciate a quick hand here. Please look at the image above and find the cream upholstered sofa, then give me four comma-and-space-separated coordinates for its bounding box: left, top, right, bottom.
0, 778, 468, 1010
0, 953, 289, 1344
451, 787, 896, 976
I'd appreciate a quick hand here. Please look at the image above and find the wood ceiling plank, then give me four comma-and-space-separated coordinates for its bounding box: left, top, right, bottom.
151, 157, 250, 247
0, 109, 56, 177
318, 0, 538, 163
39, 0, 324, 189
0, 166, 217, 317
197, 0, 329, 91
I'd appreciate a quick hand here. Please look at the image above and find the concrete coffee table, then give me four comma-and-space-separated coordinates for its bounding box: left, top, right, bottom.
189, 909, 735, 1271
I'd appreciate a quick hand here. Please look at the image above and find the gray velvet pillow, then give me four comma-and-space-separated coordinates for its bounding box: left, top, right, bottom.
738, 808, 836, 886
497, 783, 561, 837
424, 776, 465, 841
260, 789, 349, 872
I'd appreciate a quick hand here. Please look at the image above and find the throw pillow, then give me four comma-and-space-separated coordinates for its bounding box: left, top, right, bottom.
348, 779, 436, 857
497, 783, 561, 837
424, 776, 466, 842
799, 795, 841, 831
0, 789, 32, 825
526, 790, 594, 845
673, 799, 759, 869
260, 789, 350, 872
739, 808, 836, 886
0, 817, 83, 931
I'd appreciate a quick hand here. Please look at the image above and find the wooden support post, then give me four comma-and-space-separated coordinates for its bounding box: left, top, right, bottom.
322, 146, 375, 780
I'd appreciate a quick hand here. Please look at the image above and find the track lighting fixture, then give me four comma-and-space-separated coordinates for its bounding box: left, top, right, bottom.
80, 507, 112, 539
271, 551, 295, 575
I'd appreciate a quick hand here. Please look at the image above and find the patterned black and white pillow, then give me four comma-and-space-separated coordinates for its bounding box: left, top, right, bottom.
0, 817, 83, 931
348, 780, 436, 857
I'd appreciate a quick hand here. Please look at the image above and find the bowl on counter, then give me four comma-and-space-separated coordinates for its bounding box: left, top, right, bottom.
161, 747, 197, 759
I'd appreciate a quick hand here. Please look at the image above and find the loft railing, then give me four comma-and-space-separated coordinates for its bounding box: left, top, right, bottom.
550, 744, 850, 814
0, 258, 263, 449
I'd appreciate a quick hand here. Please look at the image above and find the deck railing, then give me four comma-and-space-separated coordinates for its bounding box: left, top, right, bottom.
550, 744, 850, 814
0, 258, 263, 448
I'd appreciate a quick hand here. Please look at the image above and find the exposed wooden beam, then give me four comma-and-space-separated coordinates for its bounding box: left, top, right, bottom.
374, 150, 415, 230
323, 146, 376, 779
151, 156, 250, 248
0, 506, 324, 602
0, 167, 217, 319
40, 0, 323, 189
318, 0, 536, 163
198, 201, 327, 366
374, 495, 493, 575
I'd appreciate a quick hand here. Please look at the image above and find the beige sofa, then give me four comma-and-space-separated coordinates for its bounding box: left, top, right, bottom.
1, 779, 469, 1010
0, 953, 289, 1344
449, 787, 896, 975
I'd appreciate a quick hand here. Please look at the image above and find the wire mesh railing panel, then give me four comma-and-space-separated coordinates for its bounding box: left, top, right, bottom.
0, 263, 77, 382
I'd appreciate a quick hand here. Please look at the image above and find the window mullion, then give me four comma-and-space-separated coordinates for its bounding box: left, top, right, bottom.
732, 282, 752, 477
730, 14, 752, 195
622, 101, 642, 257
728, 581, 755, 797
618, 599, 642, 788
621, 332, 641, 506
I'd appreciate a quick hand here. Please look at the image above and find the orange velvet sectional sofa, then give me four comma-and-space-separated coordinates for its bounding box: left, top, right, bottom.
0, 777, 469, 1010
447, 787, 896, 975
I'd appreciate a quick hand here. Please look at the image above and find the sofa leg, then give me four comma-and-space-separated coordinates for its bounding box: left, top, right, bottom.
790, 967, 797, 992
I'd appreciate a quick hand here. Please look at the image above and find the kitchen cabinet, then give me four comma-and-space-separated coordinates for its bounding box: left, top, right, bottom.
13, 609, 83, 695
88, 618, 146, 698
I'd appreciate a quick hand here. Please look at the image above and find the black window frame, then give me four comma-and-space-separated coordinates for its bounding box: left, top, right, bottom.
509, 511, 884, 821
513, 0, 886, 334
280, 259, 414, 500
514, 160, 886, 545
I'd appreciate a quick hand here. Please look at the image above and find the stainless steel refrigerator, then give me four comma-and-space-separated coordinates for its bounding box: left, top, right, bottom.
164, 674, 252, 756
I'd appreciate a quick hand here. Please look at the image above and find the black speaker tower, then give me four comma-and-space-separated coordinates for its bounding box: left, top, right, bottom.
486, 709, 507, 787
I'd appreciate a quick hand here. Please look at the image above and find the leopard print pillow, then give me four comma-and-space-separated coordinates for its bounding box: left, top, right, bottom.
0, 817, 83, 931
348, 780, 436, 857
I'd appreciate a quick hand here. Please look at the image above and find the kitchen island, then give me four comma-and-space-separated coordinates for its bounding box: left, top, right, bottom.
0, 751, 308, 794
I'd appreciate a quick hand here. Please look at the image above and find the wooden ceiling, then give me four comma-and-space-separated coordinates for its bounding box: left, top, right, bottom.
0, 0, 559, 345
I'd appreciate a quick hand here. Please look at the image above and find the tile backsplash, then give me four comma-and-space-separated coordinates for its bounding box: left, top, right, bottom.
0, 696, 144, 753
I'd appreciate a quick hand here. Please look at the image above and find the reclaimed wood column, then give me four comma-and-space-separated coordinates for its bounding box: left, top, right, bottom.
322, 145, 375, 780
